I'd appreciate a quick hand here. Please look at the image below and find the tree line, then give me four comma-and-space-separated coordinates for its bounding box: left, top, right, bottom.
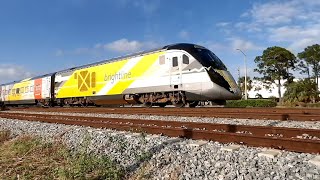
237, 44, 320, 104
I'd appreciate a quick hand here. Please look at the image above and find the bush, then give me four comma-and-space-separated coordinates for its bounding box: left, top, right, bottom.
283, 79, 319, 103
306, 102, 320, 108
225, 99, 277, 107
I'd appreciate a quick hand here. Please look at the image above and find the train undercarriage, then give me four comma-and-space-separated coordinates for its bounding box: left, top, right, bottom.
1, 91, 226, 108
124, 91, 189, 108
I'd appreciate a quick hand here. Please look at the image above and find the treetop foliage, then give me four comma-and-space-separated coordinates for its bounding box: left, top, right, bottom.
297, 44, 320, 87
254, 46, 296, 83
254, 46, 296, 100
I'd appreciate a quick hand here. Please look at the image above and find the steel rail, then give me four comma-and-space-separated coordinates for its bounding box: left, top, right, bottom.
1, 112, 319, 138
0, 112, 319, 153
8, 107, 320, 121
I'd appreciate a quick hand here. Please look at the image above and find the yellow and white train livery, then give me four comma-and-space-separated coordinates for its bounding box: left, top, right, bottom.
0, 43, 241, 108
0, 74, 53, 106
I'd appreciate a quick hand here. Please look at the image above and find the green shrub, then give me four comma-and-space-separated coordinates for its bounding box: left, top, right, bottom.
306, 102, 320, 108
283, 79, 319, 103
226, 99, 277, 107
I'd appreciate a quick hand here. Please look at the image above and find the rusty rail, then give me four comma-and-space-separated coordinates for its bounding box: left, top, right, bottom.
0, 112, 319, 153
7, 107, 320, 121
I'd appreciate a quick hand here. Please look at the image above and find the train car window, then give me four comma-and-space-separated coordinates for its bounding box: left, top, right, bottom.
12, 89, 15, 95
193, 48, 227, 70
172, 57, 178, 67
30, 86, 34, 92
20, 87, 24, 93
183, 54, 189, 64
159, 55, 165, 65
25, 87, 29, 93
16, 88, 20, 94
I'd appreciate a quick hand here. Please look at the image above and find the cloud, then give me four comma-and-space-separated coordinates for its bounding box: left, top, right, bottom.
199, 41, 227, 52
57, 39, 160, 56
0, 64, 33, 84
73, 47, 91, 54
237, 0, 320, 31
55, 49, 64, 56
117, 0, 160, 15
104, 39, 146, 53
133, 0, 160, 14
228, 37, 263, 51
199, 38, 263, 53
216, 22, 230, 27
248, 1, 298, 26
234, 22, 261, 32
268, 24, 320, 51
232, 0, 320, 52
178, 30, 190, 40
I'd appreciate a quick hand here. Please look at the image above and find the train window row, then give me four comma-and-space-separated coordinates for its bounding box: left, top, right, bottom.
172, 55, 190, 67
159, 54, 190, 66
1, 86, 35, 95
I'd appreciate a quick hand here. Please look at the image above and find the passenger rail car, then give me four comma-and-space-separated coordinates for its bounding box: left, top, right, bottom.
0, 43, 241, 108
0, 74, 54, 106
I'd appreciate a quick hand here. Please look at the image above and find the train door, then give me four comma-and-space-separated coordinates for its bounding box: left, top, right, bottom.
34, 79, 42, 100
167, 52, 182, 89
41, 76, 51, 99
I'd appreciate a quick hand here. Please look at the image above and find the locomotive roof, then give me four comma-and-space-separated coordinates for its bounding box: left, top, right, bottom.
56, 43, 203, 74
0, 73, 55, 86
0, 43, 205, 86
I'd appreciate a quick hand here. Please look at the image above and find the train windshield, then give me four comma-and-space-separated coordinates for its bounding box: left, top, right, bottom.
194, 48, 227, 70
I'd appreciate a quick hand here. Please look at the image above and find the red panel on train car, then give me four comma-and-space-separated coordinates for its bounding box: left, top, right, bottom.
34, 79, 42, 100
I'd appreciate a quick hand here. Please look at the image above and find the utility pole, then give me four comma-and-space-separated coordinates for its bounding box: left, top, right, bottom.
237, 67, 240, 81
236, 49, 247, 100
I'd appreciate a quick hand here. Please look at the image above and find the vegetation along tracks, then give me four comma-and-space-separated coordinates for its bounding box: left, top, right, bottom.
0, 112, 319, 154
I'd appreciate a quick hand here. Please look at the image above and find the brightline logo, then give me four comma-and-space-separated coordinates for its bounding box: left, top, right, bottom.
104, 71, 132, 84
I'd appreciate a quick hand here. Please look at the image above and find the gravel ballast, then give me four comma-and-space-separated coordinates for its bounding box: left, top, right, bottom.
0, 116, 319, 180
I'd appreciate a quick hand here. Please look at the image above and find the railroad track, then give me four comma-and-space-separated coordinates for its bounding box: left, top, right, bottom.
7, 107, 320, 121
0, 112, 319, 153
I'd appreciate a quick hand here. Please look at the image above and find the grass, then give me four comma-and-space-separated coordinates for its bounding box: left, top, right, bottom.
0, 130, 124, 180
0, 130, 10, 143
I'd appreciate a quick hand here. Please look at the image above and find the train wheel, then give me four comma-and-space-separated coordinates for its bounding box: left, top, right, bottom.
0, 102, 5, 111
143, 102, 153, 108
188, 101, 199, 108
172, 101, 185, 108
171, 92, 186, 108
158, 103, 167, 108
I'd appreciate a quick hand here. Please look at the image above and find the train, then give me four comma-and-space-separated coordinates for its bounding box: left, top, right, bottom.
0, 43, 241, 108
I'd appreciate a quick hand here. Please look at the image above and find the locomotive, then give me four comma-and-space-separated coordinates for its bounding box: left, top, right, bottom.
0, 43, 241, 108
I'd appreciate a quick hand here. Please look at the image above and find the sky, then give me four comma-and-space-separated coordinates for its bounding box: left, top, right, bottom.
0, 0, 320, 84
